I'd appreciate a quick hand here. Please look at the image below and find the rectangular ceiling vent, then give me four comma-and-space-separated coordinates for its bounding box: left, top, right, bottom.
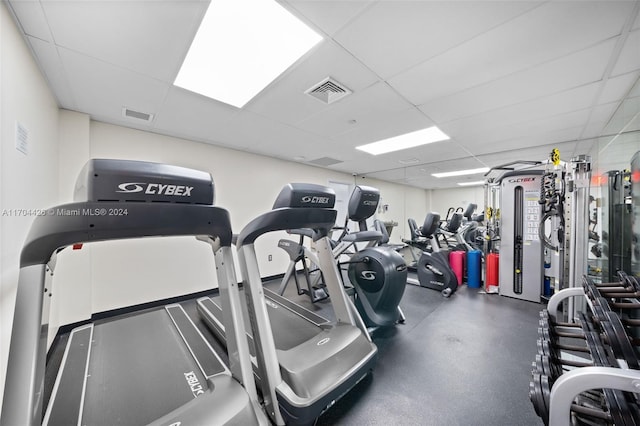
398, 158, 420, 165
122, 107, 154, 122
308, 156, 343, 166
305, 77, 352, 104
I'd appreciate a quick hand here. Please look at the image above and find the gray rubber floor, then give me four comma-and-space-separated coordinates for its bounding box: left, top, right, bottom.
265, 275, 545, 426
46, 275, 545, 425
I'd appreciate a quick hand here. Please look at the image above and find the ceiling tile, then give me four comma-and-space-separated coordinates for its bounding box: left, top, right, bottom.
28, 36, 76, 109
479, 139, 580, 171
329, 106, 431, 147
460, 126, 583, 157
603, 95, 640, 135
629, 78, 640, 97
390, 1, 632, 106
612, 28, 640, 77
426, 83, 600, 142
212, 110, 335, 159
334, 1, 543, 79
152, 87, 239, 145
419, 39, 615, 124
598, 71, 640, 105
6, 0, 640, 191
283, 0, 374, 36
295, 82, 412, 138
334, 138, 475, 177
580, 102, 620, 139
41, 0, 207, 82
58, 47, 170, 121
246, 40, 379, 126
8, 0, 51, 41
447, 108, 591, 148
367, 156, 491, 189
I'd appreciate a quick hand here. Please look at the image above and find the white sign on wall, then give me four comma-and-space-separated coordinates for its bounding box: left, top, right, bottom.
15, 121, 28, 155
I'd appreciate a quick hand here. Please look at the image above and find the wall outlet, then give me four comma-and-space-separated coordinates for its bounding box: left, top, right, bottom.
268, 254, 273, 261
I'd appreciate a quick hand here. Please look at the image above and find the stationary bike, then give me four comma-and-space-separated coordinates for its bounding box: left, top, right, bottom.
279, 185, 407, 330
333, 185, 407, 329
406, 212, 459, 297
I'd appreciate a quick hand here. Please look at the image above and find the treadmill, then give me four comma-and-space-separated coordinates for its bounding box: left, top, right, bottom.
1, 159, 267, 426
197, 183, 378, 425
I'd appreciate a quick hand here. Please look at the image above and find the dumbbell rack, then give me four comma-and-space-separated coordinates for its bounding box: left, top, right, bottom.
530, 271, 640, 425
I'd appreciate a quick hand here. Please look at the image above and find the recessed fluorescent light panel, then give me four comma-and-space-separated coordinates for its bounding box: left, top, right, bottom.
457, 180, 485, 186
174, 0, 322, 108
356, 126, 450, 156
432, 167, 490, 178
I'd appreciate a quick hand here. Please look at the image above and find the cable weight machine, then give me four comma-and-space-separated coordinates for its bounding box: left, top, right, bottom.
490, 152, 591, 308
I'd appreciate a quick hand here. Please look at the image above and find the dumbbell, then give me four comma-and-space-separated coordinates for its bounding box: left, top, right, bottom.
534, 307, 640, 425
529, 372, 552, 424
584, 272, 640, 295
586, 299, 640, 369
529, 371, 627, 426
531, 342, 633, 426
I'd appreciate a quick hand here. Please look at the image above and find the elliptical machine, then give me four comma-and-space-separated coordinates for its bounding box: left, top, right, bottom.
276, 229, 329, 303
406, 212, 459, 297
275, 185, 407, 331
333, 186, 408, 329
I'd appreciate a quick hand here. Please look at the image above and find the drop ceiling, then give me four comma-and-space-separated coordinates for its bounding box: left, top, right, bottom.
6, 0, 640, 189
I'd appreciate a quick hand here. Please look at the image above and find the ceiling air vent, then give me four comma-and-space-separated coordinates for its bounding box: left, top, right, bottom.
398, 158, 420, 165
308, 156, 343, 166
305, 77, 352, 104
122, 107, 154, 122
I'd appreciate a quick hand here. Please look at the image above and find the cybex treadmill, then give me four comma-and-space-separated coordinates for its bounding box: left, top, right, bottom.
197, 183, 378, 425
1, 159, 267, 426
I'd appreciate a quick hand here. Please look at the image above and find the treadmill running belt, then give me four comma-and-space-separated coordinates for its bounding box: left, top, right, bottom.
64, 309, 216, 426
44, 325, 92, 425
200, 288, 328, 353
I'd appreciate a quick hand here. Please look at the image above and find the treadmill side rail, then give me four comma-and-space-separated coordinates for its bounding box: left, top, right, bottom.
1, 264, 47, 426
213, 245, 258, 402
43, 325, 93, 426
239, 244, 287, 425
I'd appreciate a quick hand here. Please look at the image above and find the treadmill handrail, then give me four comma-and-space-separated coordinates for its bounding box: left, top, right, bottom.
236, 207, 337, 248
19, 201, 233, 266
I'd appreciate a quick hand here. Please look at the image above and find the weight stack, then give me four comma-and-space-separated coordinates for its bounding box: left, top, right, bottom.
486, 253, 499, 292
467, 250, 482, 288
449, 251, 465, 286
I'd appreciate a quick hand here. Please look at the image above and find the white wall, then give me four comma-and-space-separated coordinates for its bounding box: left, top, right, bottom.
0, 0, 60, 409
51, 111, 92, 328
359, 177, 430, 242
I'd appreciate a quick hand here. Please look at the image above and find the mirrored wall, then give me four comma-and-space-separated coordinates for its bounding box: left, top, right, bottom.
588, 76, 640, 281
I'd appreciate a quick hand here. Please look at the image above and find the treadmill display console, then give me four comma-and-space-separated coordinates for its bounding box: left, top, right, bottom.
272, 183, 336, 209
74, 158, 214, 205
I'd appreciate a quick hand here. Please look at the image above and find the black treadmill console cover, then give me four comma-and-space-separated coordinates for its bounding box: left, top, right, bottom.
272, 183, 336, 209
236, 183, 337, 247
348, 185, 380, 222
422, 212, 441, 237
74, 159, 214, 205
